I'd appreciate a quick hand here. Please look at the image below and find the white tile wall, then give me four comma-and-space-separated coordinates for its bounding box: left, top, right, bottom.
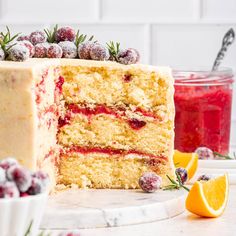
101, 0, 198, 22
0, 0, 235, 149
202, 0, 236, 20
1, 0, 99, 23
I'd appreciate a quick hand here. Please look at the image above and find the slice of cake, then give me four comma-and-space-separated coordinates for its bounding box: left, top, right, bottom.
0, 58, 175, 189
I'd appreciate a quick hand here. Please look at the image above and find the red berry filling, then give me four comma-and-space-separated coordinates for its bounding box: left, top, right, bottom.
58, 104, 158, 130
64, 146, 167, 162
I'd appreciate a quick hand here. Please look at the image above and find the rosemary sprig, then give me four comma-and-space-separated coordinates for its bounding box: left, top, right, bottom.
24, 220, 33, 236
24, 220, 51, 236
106, 41, 120, 61
0, 26, 20, 53
163, 174, 190, 192
75, 29, 94, 48
213, 151, 236, 160
44, 24, 58, 43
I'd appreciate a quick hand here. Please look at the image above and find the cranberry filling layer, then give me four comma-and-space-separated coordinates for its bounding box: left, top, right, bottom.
59, 104, 160, 130
63, 146, 167, 162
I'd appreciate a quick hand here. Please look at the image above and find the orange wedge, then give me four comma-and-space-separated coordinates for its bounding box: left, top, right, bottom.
173, 150, 198, 180
186, 174, 229, 217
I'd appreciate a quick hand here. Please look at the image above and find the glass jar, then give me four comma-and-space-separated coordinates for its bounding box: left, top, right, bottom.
173, 68, 234, 155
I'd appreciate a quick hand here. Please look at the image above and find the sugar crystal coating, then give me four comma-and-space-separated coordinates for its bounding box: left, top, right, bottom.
139, 172, 162, 193
175, 167, 188, 184
90, 43, 109, 61
17, 34, 30, 41
8, 44, 30, 62
55, 27, 76, 42
32, 170, 50, 190
195, 147, 214, 160
78, 41, 94, 60
34, 42, 50, 58
18, 40, 35, 57
27, 177, 43, 195
0, 167, 6, 182
7, 165, 32, 192
0, 181, 19, 198
47, 43, 63, 58
0, 157, 18, 170
118, 48, 140, 65
29, 31, 46, 45
58, 41, 77, 58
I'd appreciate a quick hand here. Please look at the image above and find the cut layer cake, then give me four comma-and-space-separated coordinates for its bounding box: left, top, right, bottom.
0, 58, 175, 189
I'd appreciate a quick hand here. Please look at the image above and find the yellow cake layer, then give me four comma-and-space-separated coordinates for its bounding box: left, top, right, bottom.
58, 152, 174, 189
60, 60, 174, 113
58, 113, 173, 157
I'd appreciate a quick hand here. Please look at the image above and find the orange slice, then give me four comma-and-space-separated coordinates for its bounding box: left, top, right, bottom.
186, 174, 229, 217
173, 150, 198, 180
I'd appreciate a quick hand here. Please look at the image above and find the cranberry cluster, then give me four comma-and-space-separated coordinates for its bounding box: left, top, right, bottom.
0, 26, 140, 64
0, 158, 49, 198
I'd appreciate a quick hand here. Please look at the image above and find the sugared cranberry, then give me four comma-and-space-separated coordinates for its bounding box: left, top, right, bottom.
18, 40, 35, 57
0, 158, 18, 170
0, 167, 6, 182
0, 48, 5, 60
0, 181, 19, 198
32, 170, 49, 190
8, 44, 30, 61
128, 118, 146, 130
58, 232, 80, 236
117, 48, 140, 65
78, 41, 94, 59
195, 147, 214, 160
58, 41, 77, 58
197, 174, 211, 182
139, 172, 162, 193
90, 43, 109, 61
55, 27, 75, 42
47, 43, 63, 58
27, 177, 43, 195
29, 31, 46, 45
175, 167, 188, 184
34, 43, 49, 58
17, 34, 30, 41
7, 165, 32, 192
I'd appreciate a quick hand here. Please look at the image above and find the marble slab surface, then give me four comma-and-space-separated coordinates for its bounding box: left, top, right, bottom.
41, 189, 186, 229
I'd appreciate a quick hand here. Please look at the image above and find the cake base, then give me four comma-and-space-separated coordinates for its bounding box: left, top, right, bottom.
41, 189, 186, 229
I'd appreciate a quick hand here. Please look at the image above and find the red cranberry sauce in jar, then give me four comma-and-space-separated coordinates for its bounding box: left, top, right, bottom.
173, 68, 234, 155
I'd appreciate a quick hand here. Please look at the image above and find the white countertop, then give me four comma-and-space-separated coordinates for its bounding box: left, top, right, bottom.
49, 185, 236, 236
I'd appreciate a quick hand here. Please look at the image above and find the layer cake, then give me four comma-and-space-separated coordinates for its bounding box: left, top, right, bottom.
0, 58, 175, 189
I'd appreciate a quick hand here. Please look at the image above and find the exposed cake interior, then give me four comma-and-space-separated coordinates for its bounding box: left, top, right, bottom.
57, 60, 175, 188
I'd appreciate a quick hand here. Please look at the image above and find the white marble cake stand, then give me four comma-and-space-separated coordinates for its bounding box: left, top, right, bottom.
40, 189, 186, 230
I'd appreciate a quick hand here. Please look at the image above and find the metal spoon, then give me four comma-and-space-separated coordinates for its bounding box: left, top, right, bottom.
212, 28, 235, 71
